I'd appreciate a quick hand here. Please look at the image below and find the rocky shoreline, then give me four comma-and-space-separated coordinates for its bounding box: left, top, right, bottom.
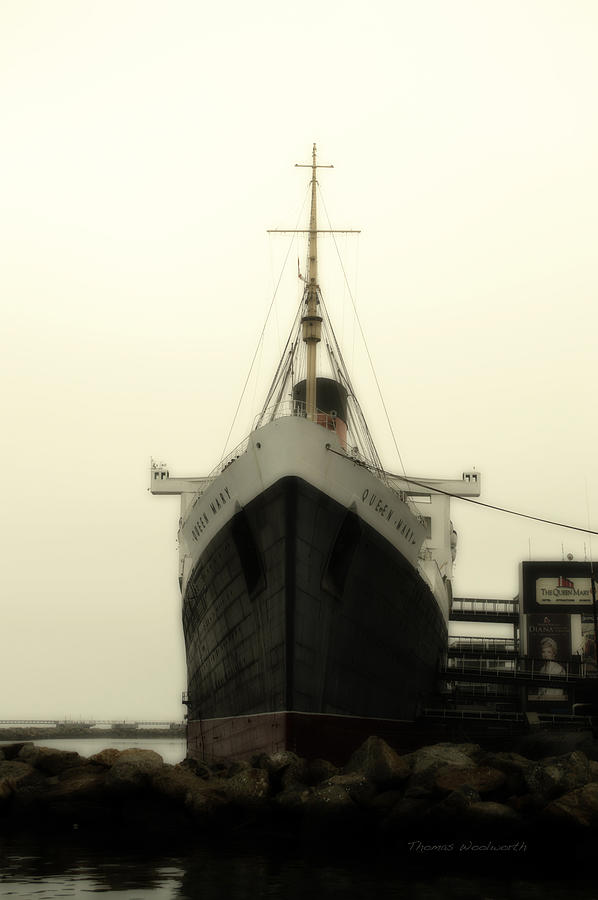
2, 735, 598, 855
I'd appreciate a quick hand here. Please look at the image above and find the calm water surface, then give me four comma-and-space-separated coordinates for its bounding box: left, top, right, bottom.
1, 738, 596, 898
5, 736, 188, 765
1, 834, 596, 900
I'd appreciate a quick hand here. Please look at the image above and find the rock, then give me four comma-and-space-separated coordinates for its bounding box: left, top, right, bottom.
264, 750, 304, 776
304, 784, 355, 815
506, 793, 544, 814
523, 751, 590, 801
113, 748, 164, 769
323, 772, 377, 805
433, 765, 507, 795
0, 760, 36, 783
403, 769, 438, 799
365, 789, 403, 814
17, 746, 84, 776
225, 760, 252, 779
274, 781, 356, 818
0, 742, 33, 761
0, 760, 37, 804
38, 771, 114, 827
306, 758, 338, 785
105, 749, 164, 791
218, 767, 271, 805
151, 765, 203, 803
464, 801, 522, 828
343, 736, 410, 788
177, 757, 212, 779
407, 743, 480, 775
44, 771, 108, 803
589, 760, 598, 783
476, 751, 533, 794
57, 764, 97, 782
426, 786, 481, 827
274, 786, 312, 812
543, 782, 598, 828
88, 748, 122, 767
184, 782, 229, 821
266, 751, 309, 790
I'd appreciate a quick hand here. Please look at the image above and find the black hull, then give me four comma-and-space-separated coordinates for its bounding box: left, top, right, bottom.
182, 476, 447, 760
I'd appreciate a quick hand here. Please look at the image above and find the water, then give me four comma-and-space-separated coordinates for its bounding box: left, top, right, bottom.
1, 833, 596, 899
0, 736, 187, 766
1, 738, 596, 898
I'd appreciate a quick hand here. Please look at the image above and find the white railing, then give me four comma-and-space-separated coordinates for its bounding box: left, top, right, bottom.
451, 598, 519, 616
448, 636, 518, 654
444, 655, 588, 682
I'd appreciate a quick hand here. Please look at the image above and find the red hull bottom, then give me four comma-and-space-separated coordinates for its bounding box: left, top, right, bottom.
187, 711, 417, 766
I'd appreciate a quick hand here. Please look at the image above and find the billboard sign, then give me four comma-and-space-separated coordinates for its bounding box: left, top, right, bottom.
527, 613, 571, 704
522, 561, 596, 613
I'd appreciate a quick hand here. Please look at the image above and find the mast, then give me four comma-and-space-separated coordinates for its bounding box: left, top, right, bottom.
267, 145, 358, 422
302, 144, 323, 421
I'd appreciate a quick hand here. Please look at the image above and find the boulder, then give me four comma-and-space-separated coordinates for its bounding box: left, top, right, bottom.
44, 770, 108, 803
184, 782, 229, 821
273, 786, 312, 812
17, 745, 84, 776
274, 782, 355, 819
57, 764, 97, 782
263, 750, 304, 776
176, 757, 212, 780
476, 751, 533, 794
407, 743, 480, 775
218, 767, 271, 805
264, 751, 309, 790
151, 764, 203, 803
0, 742, 33, 761
323, 772, 377, 805
105, 749, 164, 791
364, 789, 403, 814
306, 758, 338, 785
302, 784, 355, 816
426, 786, 481, 827
88, 748, 122, 768
543, 782, 598, 828
224, 760, 252, 779
463, 801, 523, 828
113, 748, 164, 769
433, 765, 507, 795
0, 760, 37, 804
523, 751, 590, 801
343, 736, 410, 788
38, 771, 113, 827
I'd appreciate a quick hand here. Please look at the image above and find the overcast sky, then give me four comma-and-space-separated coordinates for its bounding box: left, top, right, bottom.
2, 1, 597, 721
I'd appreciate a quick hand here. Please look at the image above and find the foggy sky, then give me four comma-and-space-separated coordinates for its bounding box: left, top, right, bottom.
2, 0, 598, 720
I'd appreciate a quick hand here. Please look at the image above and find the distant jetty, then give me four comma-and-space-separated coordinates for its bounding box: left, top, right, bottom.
0, 724, 185, 741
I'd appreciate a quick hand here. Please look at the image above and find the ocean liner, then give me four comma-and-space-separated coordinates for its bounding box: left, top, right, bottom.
151, 146, 481, 763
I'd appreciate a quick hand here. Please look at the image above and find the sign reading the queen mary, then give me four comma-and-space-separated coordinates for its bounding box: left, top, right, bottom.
522, 561, 595, 613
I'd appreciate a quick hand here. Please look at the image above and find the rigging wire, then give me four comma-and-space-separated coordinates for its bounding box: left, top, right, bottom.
318, 185, 409, 479
220, 186, 310, 459
326, 445, 598, 536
